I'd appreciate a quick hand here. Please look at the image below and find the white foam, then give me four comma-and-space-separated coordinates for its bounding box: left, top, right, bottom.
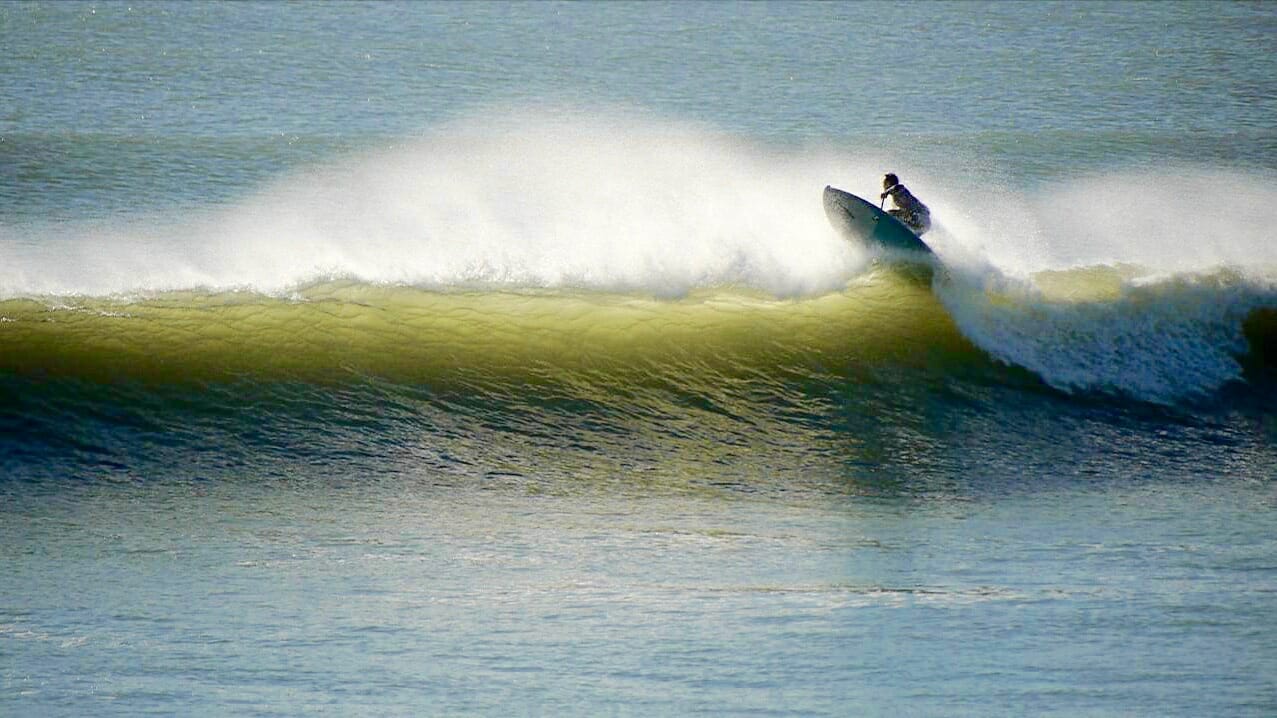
4, 107, 1277, 403
0, 107, 878, 299
899, 164, 1277, 403
934, 267, 1270, 403
926, 167, 1277, 402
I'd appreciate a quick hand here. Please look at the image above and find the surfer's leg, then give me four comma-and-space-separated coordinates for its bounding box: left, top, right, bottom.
889, 208, 919, 232
915, 214, 932, 236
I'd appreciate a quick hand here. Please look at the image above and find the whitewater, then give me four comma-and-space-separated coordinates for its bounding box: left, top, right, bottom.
3, 110, 1275, 404
4, 3, 1277, 716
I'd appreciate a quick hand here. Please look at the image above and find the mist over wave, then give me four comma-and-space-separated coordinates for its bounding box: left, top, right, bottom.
928, 167, 1277, 277
0, 109, 872, 299
3, 107, 1276, 404
921, 167, 1277, 403
4, 108, 1276, 295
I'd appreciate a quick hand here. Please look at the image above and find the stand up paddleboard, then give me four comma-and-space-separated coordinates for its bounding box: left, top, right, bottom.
823, 185, 933, 256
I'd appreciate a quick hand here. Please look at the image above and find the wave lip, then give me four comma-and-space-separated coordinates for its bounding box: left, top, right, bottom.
0, 276, 965, 383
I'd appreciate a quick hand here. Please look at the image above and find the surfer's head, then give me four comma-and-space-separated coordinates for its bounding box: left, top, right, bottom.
882, 173, 899, 190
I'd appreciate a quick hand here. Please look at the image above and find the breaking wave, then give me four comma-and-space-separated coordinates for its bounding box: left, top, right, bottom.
2, 108, 1276, 404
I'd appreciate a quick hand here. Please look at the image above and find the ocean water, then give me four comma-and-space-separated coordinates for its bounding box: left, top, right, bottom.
3, 1, 1276, 715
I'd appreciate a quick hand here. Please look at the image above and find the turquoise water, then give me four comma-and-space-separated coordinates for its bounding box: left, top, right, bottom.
3, 1, 1277, 715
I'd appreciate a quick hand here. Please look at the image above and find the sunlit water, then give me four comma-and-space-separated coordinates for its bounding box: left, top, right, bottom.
3, 2, 1276, 715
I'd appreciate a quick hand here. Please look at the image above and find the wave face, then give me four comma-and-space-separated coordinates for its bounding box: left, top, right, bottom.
3, 275, 1273, 489
2, 269, 1273, 400
2, 112, 1277, 486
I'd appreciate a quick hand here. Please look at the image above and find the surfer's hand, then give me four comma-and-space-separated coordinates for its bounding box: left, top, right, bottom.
880, 192, 888, 199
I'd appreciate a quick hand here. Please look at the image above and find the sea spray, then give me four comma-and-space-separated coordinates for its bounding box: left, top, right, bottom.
926, 167, 1277, 402
933, 266, 1267, 403
0, 109, 879, 299
3, 109, 1276, 404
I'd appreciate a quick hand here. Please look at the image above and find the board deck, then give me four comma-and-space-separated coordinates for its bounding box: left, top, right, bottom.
823, 185, 933, 256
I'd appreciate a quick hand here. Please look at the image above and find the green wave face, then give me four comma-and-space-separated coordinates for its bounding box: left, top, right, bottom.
4, 270, 1274, 493
0, 271, 977, 386
0, 273, 1017, 490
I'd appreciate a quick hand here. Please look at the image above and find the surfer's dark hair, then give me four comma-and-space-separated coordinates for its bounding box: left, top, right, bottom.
883, 173, 899, 187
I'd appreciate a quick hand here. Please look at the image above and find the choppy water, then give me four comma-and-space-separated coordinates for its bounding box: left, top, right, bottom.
3, 1, 1276, 715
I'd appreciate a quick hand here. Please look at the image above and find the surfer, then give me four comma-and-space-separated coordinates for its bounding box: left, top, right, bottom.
880, 173, 931, 236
